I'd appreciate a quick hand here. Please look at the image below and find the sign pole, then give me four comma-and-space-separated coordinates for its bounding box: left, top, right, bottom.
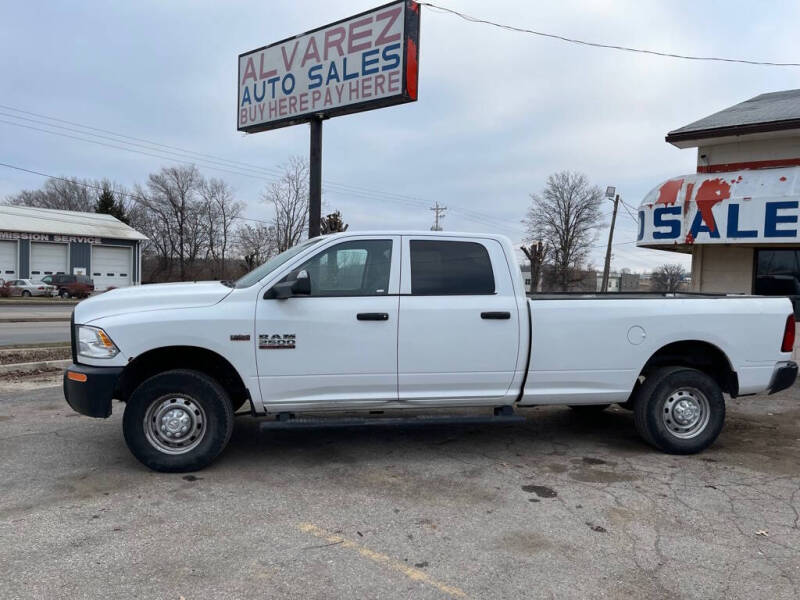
308, 116, 323, 238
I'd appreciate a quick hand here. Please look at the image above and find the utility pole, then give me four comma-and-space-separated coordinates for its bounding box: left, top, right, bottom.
430, 202, 447, 231
601, 193, 619, 293
308, 116, 323, 238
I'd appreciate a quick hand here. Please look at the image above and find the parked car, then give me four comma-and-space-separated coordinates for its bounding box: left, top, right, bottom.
5, 279, 57, 297
63, 231, 797, 472
40, 274, 94, 298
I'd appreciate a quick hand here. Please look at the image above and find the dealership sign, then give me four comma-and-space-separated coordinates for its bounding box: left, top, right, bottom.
237, 0, 420, 132
637, 168, 800, 247
0, 231, 102, 244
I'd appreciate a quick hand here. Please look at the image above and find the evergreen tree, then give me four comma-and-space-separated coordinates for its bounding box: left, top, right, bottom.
320, 210, 348, 234
95, 184, 128, 223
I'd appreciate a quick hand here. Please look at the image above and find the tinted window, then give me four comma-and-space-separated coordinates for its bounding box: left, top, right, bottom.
410, 240, 495, 295
755, 249, 800, 317
295, 239, 392, 297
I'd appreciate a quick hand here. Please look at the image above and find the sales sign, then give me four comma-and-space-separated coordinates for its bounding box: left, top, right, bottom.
637, 168, 800, 247
238, 0, 420, 133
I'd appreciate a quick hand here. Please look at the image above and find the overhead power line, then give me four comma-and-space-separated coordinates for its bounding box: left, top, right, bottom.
619, 198, 640, 225
0, 107, 525, 234
417, 2, 800, 67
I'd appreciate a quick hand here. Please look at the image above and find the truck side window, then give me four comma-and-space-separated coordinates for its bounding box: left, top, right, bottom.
296, 239, 392, 297
410, 240, 495, 295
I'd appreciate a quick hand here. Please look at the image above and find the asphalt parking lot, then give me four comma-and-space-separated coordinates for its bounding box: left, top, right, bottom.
1, 376, 799, 599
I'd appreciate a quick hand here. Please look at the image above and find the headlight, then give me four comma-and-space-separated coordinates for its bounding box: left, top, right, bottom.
77, 325, 120, 359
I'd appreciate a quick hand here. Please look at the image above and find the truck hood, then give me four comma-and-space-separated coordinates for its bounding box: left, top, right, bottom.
74, 281, 234, 323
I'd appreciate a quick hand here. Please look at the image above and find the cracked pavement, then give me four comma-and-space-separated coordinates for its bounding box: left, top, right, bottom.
1, 375, 798, 599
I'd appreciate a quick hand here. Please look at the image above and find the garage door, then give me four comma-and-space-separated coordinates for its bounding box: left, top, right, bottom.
0, 241, 17, 279
92, 246, 132, 290
30, 242, 68, 278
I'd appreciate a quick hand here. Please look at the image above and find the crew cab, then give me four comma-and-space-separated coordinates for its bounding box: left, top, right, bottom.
63, 231, 798, 472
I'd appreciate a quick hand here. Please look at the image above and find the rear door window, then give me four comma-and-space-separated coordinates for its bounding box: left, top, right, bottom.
410, 240, 495, 295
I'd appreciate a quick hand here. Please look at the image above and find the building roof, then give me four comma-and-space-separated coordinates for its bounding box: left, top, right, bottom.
0, 205, 148, 240
666, 89, 800, 145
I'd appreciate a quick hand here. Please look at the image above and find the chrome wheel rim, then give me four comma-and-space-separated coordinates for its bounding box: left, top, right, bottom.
144, 395, 206, 455
662, 387, 710, 439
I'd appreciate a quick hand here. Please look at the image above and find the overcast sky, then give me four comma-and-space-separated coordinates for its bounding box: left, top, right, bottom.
2, 0, 800, 271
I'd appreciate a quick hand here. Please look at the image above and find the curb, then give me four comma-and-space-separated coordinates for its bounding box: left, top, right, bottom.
0, 359, 71, 375
0, 318, 71, 323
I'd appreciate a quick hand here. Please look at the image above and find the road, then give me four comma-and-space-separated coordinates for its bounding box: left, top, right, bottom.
0, 304, 74, 320
0, 321, 71, 345
1, 375, 799, 599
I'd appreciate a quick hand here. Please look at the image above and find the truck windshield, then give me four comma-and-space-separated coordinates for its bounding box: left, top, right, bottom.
234, 237, 324, 288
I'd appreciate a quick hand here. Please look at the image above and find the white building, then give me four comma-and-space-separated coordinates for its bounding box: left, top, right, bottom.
0, 205, 147, 290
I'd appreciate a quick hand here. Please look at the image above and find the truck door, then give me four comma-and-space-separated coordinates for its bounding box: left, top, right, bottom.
256, 236, 400, 407
397, 236, 521, 404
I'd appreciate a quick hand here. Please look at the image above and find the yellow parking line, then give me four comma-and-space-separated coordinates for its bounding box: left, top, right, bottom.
298, 522, 468, 599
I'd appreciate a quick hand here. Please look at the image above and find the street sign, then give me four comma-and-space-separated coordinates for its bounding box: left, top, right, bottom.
238, 0, 420, 133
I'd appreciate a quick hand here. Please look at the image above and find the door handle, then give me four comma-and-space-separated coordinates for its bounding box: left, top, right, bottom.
481, 311, 511, 320
357, 312, 390, 321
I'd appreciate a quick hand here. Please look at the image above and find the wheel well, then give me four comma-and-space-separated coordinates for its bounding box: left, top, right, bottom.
640, 340, 738, 397
116, 346, 250, 406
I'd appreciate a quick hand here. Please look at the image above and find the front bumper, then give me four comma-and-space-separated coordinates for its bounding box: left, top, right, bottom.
63, 363, 123, 418
768, 361, 798, 395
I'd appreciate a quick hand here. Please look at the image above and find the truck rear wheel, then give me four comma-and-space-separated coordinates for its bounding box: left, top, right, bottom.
633, 367, 725, 454
123, 369, 234, 472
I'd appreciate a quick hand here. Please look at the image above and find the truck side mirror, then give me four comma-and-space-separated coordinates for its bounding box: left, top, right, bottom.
292, 270, 311, 295
265, 270, 311, 299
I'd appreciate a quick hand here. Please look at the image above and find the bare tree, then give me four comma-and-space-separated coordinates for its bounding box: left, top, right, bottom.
128, 192, 173, 280
652, 263, 686, 293
137, 165, 204, 280
236, 223, 277, 271
201, 178, 242, 279
524, 171, 603, 291
6, 177, 110, 212
521, 241, 547, 294
265, 156, 309, 252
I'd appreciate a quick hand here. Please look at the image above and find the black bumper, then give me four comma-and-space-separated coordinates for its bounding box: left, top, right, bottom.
769, 361, 798, 395
63, 363, 123, 418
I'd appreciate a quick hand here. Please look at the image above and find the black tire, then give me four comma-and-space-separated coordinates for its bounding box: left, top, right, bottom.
568, 404, 611, 413
123, 369, 234, 472
633, 367, 725, 454
59, 289, 70, 298
22, 290, 31, 297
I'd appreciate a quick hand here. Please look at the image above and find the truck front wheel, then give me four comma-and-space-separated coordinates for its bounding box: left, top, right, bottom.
633, 367, 725, 454
123, 369, 234, 472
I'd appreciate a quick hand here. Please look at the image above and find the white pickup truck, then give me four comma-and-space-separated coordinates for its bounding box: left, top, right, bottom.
64, 231, 797, 472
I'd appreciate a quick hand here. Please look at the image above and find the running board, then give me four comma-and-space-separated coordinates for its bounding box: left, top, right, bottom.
259, 408, 525, 431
